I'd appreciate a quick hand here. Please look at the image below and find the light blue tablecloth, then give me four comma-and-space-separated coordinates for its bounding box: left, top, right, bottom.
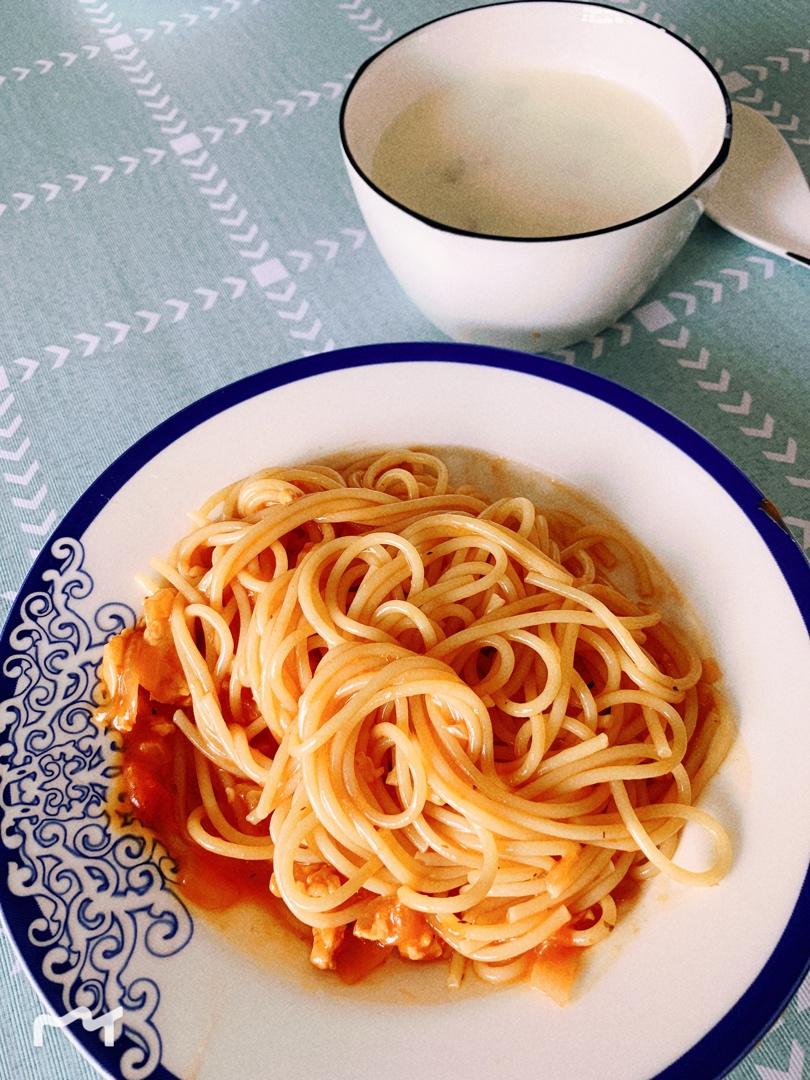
0, 2, 808, 1078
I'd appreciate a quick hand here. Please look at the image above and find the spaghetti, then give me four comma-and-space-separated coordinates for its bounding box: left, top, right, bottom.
96, 448, 733, 999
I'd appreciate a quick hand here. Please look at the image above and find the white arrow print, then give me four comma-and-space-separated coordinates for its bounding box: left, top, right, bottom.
266, 282, 296, 303
194, 288, 219, 310
182, 150, 208, 168
589, 336, 605, 360
222, 276, 246, 299
747, 254, 775, 278
251, 108, 272, 124
787, 475, 810, 488
13, 192, 34, 211
668, 291, 696, 315
612, 322, 632, 346
756, 1039, 805, 1080
359, 16, 383, 32
36, 59, 54, 74
657, 326, 690, 349
203, 5, 220, 18
719, 391, 753, 415
14, 358, 39, 381
121, 58, 146, 74
82, 45, 101, 58
210, 192, 237, 212
694, 279, 723, 302
322, 82, 343, 99
227, 116, 248, 134
45, 345, 70, 369
118, 156, 140, 174
719, 268, 748, 291
136, 310, 161, 333
222, 208, 247, 229
766, 55, 789, 72
21, 509, 56, 537
742, 64, 768, 81
740, 413, 774, 437
59, 52, 78, 66
74, 333, 100, 356
204, 126, 225, 143
738, 87, 764, 104
201, 178, 228, 197
275, 99, 296, 117
159, 20, 176, 33
144, 148, 166, 165
12, 484, 48, 511
138, 82, 164, 98
784, 518, 810, 549
129, 69, 155, 85
4, 459, 38, 484
698, 368, 730, 393
115, 47, 139, 62
192, 164, 218, 182
278, 300, 309, 321
0, 435, 30, 462
65, 174, 88, 192
288, 250, 312, 272
348, 6, 372, 19
105, 321, 130, 345
298, 91, 320, 108
760, 100, 782, 119
12, 68, 31, 81
165, 299, 189, 322
39, 183, 61, 202
316, 239, 339, 260
786, 48, 810, 62
299, 339, 336, 357
339, 0, 365, 8
289, 318, 322, 341
763, 437, 797, 463
230, 224, 257, 244
678, 347, 711, 370
162, 119, 188, 136
341, 227, 366, 248
0, 414, 22, 439
0, 204, 6, 217
144, 94, 170, 110
154, 107, 179, 123
241, 240, 269, 260
369, 28, 393, 43
0, 394, 14, 419
775, 114, 800, 132
93, 165, 114, 183
180, 12, 199, 26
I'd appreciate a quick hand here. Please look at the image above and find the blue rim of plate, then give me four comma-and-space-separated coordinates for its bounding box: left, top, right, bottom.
1, 341, 808, 1080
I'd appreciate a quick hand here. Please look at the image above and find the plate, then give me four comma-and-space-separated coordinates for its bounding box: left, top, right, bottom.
1, 342, 808, 1080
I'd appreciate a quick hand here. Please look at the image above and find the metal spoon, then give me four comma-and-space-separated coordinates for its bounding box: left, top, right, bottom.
705, 101, 810, 268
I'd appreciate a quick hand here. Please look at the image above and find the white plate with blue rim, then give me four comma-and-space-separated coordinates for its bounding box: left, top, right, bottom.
1, 342, 808, 1080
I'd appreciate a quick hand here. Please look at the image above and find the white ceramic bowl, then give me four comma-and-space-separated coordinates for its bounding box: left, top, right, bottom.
1, 344, 808, 1080
340, 2, 731, 350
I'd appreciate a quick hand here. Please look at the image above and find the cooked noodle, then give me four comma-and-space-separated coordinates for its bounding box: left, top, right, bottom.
96, 448, 733, 996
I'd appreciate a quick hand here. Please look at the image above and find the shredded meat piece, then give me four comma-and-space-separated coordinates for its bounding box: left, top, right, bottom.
288, 864, 348, 970
95, 588, 188, 732
354, 897, 443, 961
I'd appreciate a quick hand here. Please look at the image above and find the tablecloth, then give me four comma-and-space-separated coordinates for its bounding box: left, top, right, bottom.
0, 1, 807, 1078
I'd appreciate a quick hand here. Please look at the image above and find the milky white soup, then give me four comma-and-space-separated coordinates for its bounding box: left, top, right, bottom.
370, 70, 695, 237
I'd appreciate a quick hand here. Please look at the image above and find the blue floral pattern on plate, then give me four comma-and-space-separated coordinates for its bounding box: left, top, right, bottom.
0, 536, 193, 1079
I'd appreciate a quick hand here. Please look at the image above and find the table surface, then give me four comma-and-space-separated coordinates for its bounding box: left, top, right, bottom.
0, 2, 808, 1078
